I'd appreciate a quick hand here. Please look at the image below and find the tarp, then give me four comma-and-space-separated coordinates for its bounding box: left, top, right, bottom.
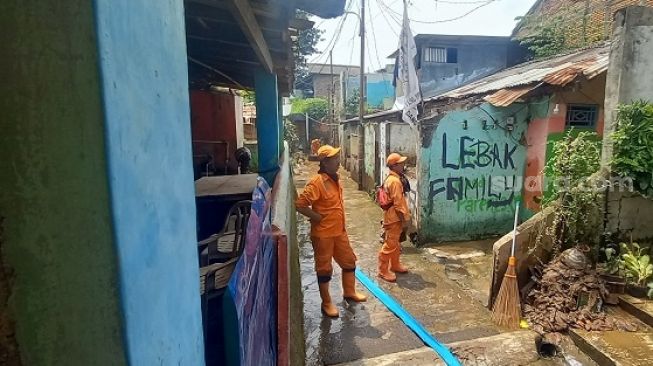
228, 177, 277, 366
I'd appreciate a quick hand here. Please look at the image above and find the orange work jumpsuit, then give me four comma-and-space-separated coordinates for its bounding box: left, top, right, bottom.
380, 171, 411, 265
296, 173, 356, 282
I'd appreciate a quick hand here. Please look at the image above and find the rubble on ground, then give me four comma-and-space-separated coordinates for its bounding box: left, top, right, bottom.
524, 247, 639, 334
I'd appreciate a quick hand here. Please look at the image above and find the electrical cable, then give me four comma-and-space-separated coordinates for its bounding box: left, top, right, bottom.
309, 0, 355, 69
380, 0, 499, 24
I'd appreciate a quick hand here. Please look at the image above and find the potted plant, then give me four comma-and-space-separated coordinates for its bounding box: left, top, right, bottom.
648, 282, 653, 299
621, 242, 653, 298
599, 246, 626, 295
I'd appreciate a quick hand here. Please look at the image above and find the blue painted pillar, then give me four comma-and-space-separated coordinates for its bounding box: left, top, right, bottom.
279, 96, 285, 154
255, 69, 281, 183
1, 1, 204, 365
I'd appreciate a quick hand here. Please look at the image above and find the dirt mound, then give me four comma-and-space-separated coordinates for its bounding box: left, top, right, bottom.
524, 248, 638, 334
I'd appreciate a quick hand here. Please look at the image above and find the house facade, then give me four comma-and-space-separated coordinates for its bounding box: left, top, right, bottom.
304, 62, 396, 116
345, 45, 611, 243
409, 34, 528, 98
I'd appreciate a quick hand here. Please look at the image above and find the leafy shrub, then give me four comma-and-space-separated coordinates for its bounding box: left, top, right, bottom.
291, 98, 328, 121
539, 131, 602, 254
612, 101, 653, 198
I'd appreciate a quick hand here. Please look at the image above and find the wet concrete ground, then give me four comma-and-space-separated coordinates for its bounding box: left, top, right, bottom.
294, 162, 601, 365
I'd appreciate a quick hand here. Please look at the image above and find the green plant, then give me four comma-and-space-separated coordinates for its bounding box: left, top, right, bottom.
602, 246, 622, 275
283, 119, 300, 154
345, 89, 360, 118
293, 10, 324, 93
612, 101, 653, 198
344, 89, 376, 118
241, 90, 255, 105
517, 16, 567, 59
291, 98, 328, 121
539, 131, 602, 254
621, 242, 653, 286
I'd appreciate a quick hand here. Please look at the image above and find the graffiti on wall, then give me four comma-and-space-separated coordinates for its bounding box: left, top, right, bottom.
427, 132, 521, 215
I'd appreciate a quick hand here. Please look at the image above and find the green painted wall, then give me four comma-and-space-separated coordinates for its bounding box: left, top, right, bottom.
0, 2, 126, 365
418, 103, 533, 242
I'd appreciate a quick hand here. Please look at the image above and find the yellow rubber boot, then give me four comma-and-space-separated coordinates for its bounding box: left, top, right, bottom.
318, 282, 339, 317
377, 253, 397, 282
390, 250, 409, 274
342, 271, 367, 302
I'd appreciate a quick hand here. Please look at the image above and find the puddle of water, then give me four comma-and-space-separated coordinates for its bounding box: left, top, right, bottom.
296, 163, 607, 365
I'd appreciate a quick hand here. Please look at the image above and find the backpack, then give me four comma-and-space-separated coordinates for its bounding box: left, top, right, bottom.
375, 179, 393, 211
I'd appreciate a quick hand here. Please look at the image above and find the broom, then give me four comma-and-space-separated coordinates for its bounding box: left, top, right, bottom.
491, 204, 521, 329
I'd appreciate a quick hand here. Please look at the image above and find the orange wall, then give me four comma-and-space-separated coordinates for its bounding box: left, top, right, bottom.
190, 90, 239, 173
523, 74, 606, 212
524, 113, 549, 212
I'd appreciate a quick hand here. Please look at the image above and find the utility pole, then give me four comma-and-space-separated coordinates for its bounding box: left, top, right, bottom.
328, 50, 333, 124
358, 0, 366, 190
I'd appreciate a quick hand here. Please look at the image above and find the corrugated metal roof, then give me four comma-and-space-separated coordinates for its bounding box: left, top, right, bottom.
342, 44, 611, 123
483, 84, 540, 107
433, 45, 610, 106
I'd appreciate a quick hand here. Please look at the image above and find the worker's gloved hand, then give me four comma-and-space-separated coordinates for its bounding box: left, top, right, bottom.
310, 213, 323, 224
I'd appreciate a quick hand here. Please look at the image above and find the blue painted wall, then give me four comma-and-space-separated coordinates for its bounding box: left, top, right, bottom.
94, 1, 204, 364
255, 70, 281, 184
366, 76, 395, 109
418, 103, 531, 242
346, 73, 395, 109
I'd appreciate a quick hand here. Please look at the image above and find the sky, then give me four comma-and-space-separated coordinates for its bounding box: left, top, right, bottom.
309, 0, 538, 71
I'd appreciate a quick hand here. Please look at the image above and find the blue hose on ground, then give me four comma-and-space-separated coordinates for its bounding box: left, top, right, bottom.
355, 268, 462, 366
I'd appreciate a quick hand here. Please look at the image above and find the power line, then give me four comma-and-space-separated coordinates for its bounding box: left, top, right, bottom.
313, 0, 359, 66
308, 0, 353, 67
435, 0, 492, 4
380, 0, 500, 25
374, 0, 400, 37
378, 0, 403, 26
368, 0, 390, 73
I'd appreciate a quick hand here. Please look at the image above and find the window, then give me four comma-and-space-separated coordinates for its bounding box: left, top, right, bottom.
565, 104, 599, 127
424, 47, 457, 63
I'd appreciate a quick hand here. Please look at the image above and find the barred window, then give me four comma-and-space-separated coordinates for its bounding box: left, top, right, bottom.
424, 47, 457, 63
565, 104, 598, 127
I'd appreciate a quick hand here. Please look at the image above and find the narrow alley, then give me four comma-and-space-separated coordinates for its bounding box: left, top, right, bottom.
294, 161, 597, 365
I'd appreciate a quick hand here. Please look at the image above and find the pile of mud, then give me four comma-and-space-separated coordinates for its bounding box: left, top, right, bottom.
524, 248, 638, 334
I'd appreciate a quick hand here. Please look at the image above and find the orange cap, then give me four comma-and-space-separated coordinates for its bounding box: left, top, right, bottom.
386, 153, 408, 166
317, 145, 341, 160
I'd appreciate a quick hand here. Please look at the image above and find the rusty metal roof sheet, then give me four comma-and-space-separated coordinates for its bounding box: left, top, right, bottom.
483, 84, 541, 107
342, 44, 611, 123
432, 45, 610, 106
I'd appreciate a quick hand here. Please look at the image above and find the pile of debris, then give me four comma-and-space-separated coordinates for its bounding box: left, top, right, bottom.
524, 247, 638, 334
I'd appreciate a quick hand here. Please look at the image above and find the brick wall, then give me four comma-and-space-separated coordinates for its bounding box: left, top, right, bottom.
312, 74, 341, 107
515, 0, 653, 48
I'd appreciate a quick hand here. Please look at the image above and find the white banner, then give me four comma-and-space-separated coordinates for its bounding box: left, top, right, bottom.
396, 1, 421, 127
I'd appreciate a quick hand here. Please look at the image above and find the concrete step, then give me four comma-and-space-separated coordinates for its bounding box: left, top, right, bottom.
619, 295, 653, 328
336, 331, 542, 366
570, 330, 653, 366
569, 305, 653, 366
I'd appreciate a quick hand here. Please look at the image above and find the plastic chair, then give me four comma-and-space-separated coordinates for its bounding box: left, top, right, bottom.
198, 200, 252, 266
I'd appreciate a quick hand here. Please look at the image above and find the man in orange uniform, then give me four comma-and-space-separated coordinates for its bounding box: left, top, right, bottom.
296, 145, 367, 317
378, 153, 411, 282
